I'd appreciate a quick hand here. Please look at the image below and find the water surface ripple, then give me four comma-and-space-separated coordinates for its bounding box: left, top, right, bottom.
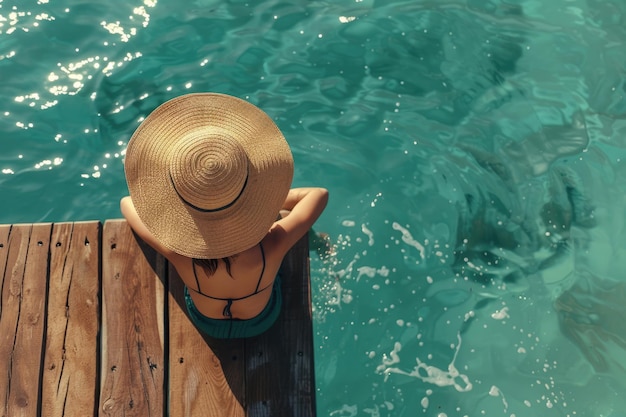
2, 0, 626, 415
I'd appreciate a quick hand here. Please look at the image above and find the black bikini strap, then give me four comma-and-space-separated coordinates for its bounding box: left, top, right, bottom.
189, 243, 267, 309
254, 243, 266, 293
222, 299, 233, 318
191, 261, 202, 294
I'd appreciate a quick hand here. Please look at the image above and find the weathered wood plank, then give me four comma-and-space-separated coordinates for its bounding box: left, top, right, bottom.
0, 224, 11, 273
42, 222, 101, 417
0, 223, 52, 417
168, 263, 246, 417
1, 219, 316, 417
245, 235, 316, 417
1, 224, 30, 417
0, 224, 13, 314
99, 220, 166, 416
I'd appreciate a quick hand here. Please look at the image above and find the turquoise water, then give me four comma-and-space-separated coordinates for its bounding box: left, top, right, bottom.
2, 0, 626, 415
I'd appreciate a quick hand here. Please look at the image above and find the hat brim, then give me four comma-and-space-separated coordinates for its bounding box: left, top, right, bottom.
124, 93, 293, 259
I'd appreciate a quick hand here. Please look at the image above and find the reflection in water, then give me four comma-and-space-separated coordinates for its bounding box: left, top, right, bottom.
556, 275, 626, 379
452, 110, 595, 288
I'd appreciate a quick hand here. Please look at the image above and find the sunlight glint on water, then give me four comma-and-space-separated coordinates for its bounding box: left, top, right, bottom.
2, 0, 626, 415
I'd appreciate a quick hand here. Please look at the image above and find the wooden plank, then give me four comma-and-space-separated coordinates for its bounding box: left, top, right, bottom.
0, 224, 13, 316
99, 219, 166, 416
168, 263, 246, 417
1, 219, 316, 417
0, 223, 52, 417
0, 224, 30, 417
41, 222, 101, 416
245, 235, 316, 417
0, 224, 11, 273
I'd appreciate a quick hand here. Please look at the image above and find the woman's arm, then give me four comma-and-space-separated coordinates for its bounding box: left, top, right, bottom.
267, 187, 329, 254
120, 196, 180, 261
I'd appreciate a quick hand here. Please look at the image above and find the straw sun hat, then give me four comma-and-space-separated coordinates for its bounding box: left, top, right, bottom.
124, 93, 294, 259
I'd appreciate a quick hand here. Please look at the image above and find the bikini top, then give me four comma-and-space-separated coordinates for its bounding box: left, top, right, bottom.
188, 243, 273, 318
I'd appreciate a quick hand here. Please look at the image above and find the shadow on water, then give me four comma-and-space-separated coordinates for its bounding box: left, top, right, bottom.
556, 273, 626, 382
451, 110, 595, 290
447, 106, 626, 390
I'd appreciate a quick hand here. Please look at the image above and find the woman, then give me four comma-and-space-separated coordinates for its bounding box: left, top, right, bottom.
121, 93, 328, 339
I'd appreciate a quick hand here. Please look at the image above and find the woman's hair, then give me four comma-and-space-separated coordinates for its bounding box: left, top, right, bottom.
193, 257, 234, 277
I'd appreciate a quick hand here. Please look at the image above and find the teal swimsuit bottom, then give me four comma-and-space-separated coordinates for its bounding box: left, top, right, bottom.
184, 273, 282, 339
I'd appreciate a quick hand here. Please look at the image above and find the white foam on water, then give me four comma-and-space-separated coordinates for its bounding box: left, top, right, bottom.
464, 310, 475, 321
375, 341, 402, 374
376, 333, 473, 392
362, 223, 375, 246
392, 222, 425, 259
489, 385, 509, 412
356, 265, 389, 282
363, 404, 380, 417
330, 404, 358, 417
491, 306, 510, 320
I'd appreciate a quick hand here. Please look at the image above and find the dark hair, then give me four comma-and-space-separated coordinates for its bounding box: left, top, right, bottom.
193, 257, 234, 277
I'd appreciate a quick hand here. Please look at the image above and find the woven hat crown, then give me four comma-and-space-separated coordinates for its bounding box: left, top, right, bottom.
169, 129, 249, 212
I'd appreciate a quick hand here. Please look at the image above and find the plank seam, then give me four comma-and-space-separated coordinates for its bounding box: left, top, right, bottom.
0, 224, 15, 415
36, 223, 55, 417
94, 221, 103, 417
163, 259, 169, 417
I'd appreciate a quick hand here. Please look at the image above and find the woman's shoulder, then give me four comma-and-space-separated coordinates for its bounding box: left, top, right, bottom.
120, 196, 187, 264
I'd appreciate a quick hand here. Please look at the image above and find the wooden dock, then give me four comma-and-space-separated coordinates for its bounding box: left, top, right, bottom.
0, 220, 315, 417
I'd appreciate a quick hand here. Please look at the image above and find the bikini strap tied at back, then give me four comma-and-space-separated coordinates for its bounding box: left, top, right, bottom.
190, 242, 268, 319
